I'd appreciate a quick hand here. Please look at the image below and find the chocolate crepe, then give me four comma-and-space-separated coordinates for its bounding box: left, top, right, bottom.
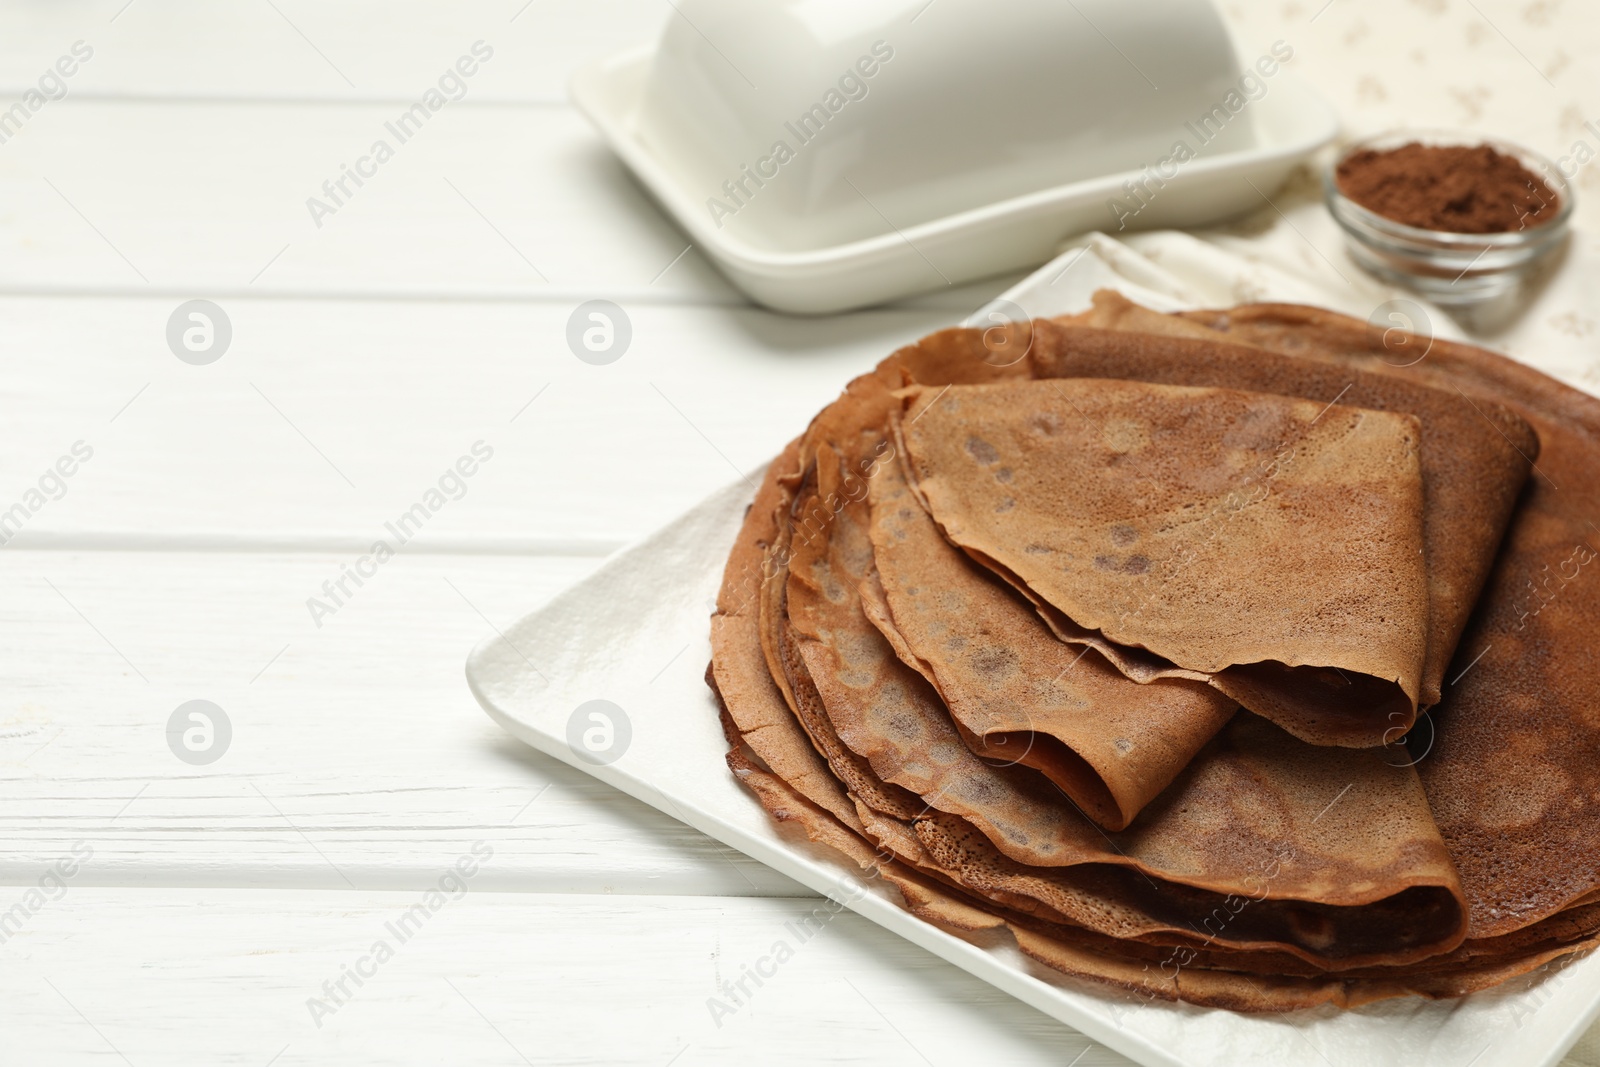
893, 377, 1432, 748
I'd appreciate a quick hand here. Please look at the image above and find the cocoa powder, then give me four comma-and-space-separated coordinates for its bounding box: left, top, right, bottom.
1335, 142, 1559, 234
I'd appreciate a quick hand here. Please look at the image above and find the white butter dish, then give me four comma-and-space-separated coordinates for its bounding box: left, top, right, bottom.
569, 0, 1338, 313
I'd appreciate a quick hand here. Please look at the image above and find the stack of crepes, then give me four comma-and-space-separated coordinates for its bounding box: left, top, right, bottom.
707, 291, 1600, 1011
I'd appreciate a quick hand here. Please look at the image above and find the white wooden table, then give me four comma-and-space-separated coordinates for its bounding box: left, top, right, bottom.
3, 3, 1597, 1064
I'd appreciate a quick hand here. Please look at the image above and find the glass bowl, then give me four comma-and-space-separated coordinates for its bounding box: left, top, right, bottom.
1324, 130, 1573, 307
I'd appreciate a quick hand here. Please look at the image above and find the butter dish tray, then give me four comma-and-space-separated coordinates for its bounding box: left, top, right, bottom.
570, 7, 1338, 314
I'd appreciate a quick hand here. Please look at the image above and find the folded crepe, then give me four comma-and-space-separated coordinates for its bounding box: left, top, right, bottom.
893, 377, 1433, 748
706, 294, 1600, 1010
1035, 298, 1538, 731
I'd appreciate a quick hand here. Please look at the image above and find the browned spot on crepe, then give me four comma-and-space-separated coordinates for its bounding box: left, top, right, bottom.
895, 377, 1431, 748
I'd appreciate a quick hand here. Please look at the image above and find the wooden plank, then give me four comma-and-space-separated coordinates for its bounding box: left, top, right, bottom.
0, 0, 666, 103
0, 549, 804, 895
3, 0, 1588, 164
0, 887, 1128, 1066
0, 97, 1027, 305
0, 296, 972, 546
0, 100, 740, 301
6, 887, 1595, 1066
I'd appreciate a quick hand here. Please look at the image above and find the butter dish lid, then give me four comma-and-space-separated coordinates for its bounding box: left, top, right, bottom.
634, 0, 1257, 252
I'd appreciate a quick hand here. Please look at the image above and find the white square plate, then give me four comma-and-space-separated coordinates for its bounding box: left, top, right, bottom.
467, 252, 1600, 1067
